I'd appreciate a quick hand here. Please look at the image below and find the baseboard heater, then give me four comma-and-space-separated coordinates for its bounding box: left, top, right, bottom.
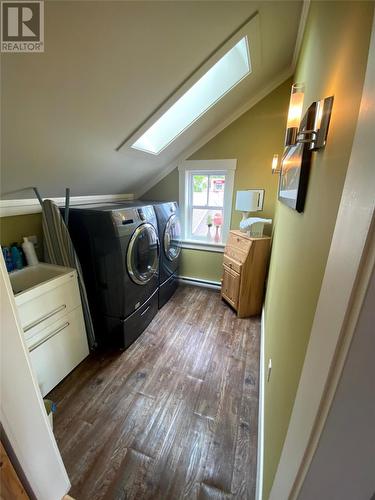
177, 276, 221, 290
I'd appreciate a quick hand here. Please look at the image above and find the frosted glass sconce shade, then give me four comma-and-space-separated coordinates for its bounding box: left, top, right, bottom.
271, 154, 281, 174
285, 83, 305, 146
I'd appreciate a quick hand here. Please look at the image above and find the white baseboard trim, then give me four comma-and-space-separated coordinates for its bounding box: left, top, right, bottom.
0, 193, 134, 217
177, 275, 221, 290
256, 306, 265, 500
181, 241, 225, 253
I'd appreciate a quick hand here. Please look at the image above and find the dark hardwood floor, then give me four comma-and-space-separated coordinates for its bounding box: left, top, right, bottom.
49, 285, 260, 500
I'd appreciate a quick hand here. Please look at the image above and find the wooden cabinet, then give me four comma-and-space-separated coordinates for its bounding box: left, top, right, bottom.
222, 264, 240, 309
0, 442, 29, 499
221, 230, 271, 317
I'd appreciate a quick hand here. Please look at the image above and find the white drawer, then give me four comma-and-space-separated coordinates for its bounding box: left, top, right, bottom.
17, 276, 81, 337
29, 307, 89, 397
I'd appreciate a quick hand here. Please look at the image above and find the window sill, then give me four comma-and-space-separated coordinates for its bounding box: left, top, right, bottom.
180, 240, 225, 253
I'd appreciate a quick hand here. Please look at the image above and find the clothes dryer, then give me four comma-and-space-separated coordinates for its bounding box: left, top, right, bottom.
66, 203, 159, 348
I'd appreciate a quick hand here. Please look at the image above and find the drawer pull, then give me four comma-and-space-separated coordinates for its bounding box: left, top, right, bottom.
141, 306, 150, 317
29, 322, 70, 352
24, 304, 67, 332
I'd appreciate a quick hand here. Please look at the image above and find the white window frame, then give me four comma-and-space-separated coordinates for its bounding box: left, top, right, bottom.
130, 37, 251, 155
178, 159, 237, 252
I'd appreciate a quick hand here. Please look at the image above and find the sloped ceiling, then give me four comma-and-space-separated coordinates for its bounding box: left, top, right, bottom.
1, 0, 303, 199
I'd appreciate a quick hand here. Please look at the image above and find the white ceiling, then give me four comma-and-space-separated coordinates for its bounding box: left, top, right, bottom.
1, 1, 303, 199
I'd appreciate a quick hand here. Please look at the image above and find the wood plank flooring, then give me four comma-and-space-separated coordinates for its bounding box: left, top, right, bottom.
49, 285, 260, 500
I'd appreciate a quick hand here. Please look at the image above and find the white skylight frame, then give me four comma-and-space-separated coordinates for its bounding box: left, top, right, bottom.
131, 36, 251, 155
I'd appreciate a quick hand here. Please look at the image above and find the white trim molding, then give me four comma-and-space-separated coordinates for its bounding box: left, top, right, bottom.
177, 275, 221, 290
291, 1, 311, 70
135, 162, 178, 200
135, 68, 292, 200
181, 240, 225, 253
0, 193, 134, 217
256, 307, 266, 500
136, 1, 310, 201
178, 159, 237, 172
178, 159, 236, 247
0, 252, 71, 499
117, 13, 261, 153
270, 17, 375, 500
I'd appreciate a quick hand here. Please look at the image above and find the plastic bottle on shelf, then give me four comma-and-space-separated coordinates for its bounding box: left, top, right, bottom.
22, 237, 39, 266
11, 245, 23, 270
2, 247, 14, 272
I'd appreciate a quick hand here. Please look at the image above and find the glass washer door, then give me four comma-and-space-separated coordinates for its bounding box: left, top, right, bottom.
127, 223, 159, 285
164, 214, 181, 261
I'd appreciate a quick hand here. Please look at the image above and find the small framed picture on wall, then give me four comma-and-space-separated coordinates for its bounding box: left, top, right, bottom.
278, 102, 316, 213
278, 141, 312, 213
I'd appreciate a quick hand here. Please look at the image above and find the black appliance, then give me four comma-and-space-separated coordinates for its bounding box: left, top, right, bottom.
149, 201, 181, 308
66, 203, 159, 349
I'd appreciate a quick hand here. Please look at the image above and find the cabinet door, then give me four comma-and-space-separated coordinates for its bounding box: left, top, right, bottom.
227, 232, 252, 253
17, 276, 81, 338
223, 254, 242, 274
221, 265, 240, 309
224, 245, 248, 264
29, 307, 89, 397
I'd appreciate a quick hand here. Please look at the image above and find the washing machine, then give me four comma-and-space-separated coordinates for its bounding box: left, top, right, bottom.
66, 202, 159, 349
149, 201, 181, 308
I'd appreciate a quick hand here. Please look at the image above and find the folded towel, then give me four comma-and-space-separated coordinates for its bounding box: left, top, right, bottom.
239, 217, 272, 231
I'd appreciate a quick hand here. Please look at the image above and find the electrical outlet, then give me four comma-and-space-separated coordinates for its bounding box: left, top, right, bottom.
267, 358, 272, 382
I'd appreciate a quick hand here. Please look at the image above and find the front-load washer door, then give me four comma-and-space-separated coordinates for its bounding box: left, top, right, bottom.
164, 214, 181, 262
127, 223, 159, 285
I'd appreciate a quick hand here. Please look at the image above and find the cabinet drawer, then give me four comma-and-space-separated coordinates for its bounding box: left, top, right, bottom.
224, 245, 248, 263
227, 232, 252, 253
29, 307, 89, 397
223, 254, 242, 274
221, 265, 240, 309
17, 277, 81, 337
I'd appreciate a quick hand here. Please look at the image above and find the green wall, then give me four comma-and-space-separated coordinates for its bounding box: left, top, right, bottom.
0, 213, 43, 259
180, 249, 223, 283
262, 2, 374, 498
142, 167, 179, 202
142, 79, 291, 282
190, 79, 291, 228
141, 167, 223, 281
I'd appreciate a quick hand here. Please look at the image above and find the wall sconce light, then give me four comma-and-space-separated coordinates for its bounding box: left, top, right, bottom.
285, 82, 334, 151
285, 83, 305, 147
271, 154, 281, 174
278, 83, 334, 213
297, 96, 334, 150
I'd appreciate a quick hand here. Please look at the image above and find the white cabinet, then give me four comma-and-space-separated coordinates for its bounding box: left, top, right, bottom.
29, 308, 88, 396
12, 264, 89, 397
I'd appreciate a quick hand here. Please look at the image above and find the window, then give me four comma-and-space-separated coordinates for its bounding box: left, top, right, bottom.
131, 37, 251, 155
178, 160, 236, 250
190, 174, 225, 242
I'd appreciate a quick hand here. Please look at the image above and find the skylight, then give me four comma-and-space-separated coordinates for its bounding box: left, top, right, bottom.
131, 36, 251, 155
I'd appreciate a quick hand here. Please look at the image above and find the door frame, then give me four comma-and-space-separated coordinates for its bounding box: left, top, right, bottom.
269, 15, 375, 500
0, 252, 71, 500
